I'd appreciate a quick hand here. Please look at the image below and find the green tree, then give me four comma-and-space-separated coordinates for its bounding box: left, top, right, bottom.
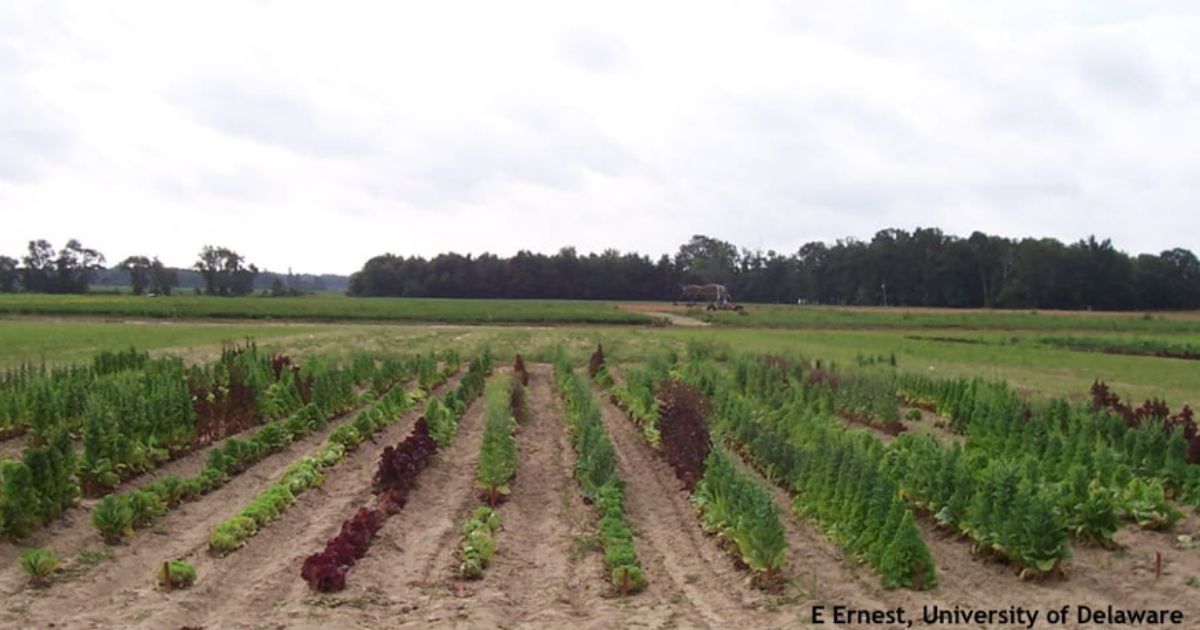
54, 239, 106, 293
194, 246, 258, 296
0, 255, 17, 292
21, 240, 56, 293
675, 234, 740, 287
119, 256, 152, 295
149, 258, 178, 295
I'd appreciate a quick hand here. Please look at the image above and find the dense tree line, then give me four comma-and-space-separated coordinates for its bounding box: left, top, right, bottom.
348, 248, 677, 300
348, 229, 1200, 310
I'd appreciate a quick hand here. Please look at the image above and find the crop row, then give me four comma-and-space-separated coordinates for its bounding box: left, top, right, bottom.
592, 347, 792, 587
460, 357, 526, 579
476, 371, 520, 506
554, 350, 645, 594
604, 349, 669, 449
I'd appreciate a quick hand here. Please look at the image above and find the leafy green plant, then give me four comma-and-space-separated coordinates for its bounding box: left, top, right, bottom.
692, 449, 787, 586
19, 548, 59, 586
458, 506, 502, 579
1118, 478, 1182, 530
157, 559, 197, 590
92, 495, 133, 544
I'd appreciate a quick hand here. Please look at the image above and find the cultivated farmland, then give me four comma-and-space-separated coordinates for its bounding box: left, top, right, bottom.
2, 306, 1200, 628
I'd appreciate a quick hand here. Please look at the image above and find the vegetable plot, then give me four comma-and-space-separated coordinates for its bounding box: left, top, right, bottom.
299, 352, 493, 593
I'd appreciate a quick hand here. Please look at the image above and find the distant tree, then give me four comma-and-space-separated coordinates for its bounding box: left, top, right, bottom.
0, 255, 17, 292
21, 240, 56, 293
20, 239, 104, 294
148, 258, 178, 295
1073, 236, 1135, 310
1152, 248, 1200, 307
268, 276, 303, 297
194, 245, 258, 296
54, 240, 106, 294
119, 256, 152, 295
675, 235, 740, 287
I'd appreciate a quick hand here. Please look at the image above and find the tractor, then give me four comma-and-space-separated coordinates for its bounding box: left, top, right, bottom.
676, 284, 745, 312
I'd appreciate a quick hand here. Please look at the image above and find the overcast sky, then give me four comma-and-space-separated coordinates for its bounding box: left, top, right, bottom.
2, 1, 1198, 274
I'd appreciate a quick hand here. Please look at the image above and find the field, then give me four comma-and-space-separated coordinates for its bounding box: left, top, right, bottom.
0, 294, 654, 325
687, 303, 1200, 333
2, 300, 1200, 628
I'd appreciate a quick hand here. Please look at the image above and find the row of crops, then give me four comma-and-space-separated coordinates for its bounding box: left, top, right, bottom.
555, 350, 647, 593
457, 357, 526, 579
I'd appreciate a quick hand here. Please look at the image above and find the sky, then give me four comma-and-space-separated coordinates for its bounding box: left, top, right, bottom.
2, 1, 1198, 275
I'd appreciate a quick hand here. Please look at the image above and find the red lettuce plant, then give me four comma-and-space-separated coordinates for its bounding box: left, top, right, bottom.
656, 379, 712, 491
300, 507, 385, 592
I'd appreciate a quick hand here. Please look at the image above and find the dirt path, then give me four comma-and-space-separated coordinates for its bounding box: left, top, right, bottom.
0, 433, 25, 461
650, 312, 710, 327
0, 376, 462, 628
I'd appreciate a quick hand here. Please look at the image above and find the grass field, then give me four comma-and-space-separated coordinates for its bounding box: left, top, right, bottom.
696, 303, 1200, 333
0, 319, 325, 367
0, 294, 655, 325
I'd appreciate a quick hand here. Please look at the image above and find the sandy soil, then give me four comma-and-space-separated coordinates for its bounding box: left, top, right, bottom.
0, 434, 26, 461
6, 363, 1200, 629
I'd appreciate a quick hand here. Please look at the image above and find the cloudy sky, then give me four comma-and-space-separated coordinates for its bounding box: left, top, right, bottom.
2, 1, 1198, 274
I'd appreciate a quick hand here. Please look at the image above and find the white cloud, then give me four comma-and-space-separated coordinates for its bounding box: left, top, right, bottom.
0, 0, 1197, 274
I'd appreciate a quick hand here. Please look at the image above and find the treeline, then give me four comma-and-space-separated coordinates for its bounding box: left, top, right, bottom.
0, 240, 347, 296
348, 229, 1200, 310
